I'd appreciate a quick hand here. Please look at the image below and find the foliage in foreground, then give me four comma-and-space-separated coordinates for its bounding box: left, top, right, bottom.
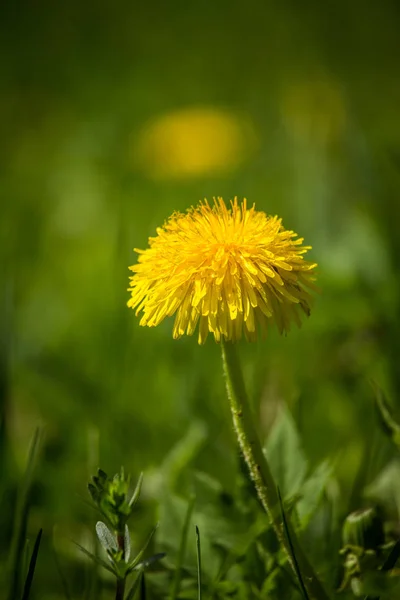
4, 385, 400, 600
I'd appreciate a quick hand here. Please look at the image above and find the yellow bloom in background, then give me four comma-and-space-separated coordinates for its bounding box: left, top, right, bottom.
133, 107, 258, 180
127, 198, 317, 344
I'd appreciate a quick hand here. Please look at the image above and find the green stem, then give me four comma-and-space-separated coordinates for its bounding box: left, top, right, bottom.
221, 339, 329, 600
115, 577, 126, 600
115, 532, 126, 600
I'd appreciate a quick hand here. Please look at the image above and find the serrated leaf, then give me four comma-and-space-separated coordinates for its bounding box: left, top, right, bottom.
264, 406, 307, 499
158, 481, 266, 583
157, 493, 216, 580
192, 472, 267, 551
95, 521, 118, 553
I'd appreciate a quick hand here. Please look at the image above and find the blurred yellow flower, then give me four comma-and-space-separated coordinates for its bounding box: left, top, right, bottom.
127, 198, 317, 344
134, 107, 257, 179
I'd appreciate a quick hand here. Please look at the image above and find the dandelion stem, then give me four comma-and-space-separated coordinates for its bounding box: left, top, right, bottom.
221, 339, 329, 600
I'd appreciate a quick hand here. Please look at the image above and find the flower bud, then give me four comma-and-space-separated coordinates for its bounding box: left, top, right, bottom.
342, 507, 385, 551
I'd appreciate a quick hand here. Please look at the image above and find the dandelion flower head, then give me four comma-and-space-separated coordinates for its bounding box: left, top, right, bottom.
128, 198, 317, 344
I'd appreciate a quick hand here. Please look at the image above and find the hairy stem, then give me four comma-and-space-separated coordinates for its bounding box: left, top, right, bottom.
221, 339, 329, 600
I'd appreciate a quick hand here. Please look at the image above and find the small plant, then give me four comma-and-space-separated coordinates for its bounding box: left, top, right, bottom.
80, 468, 165, 600
339, 506, 400, 598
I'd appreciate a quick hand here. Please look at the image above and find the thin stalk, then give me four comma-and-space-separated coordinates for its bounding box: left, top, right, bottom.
170, 496, 195, 600
21, 529, 43, 600
115, 578, 126, 600
221, 339, 329, 600
115, 532, 126, 600
195, 526, 202, 600
8, 427, 42, 600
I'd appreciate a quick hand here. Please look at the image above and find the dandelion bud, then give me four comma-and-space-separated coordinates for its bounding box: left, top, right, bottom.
342, 507, 385, 551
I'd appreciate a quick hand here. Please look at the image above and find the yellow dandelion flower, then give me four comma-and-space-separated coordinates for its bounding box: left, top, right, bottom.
127, 198, 317, 344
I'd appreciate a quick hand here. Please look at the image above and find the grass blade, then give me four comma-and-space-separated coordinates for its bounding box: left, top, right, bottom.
140, 572, 146, 600
126, 572, 143, 600
196, 525, 202, 600
127, 523, 159, 573
7, 427, 42, 600
364, 539, 400, 600
278, 487, 310, 600
21, 528, 42, 600
170, 495, 195, 600
381, 539, 400, 571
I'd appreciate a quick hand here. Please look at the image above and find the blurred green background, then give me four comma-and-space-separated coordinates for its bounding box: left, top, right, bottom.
1, 0, 400, 597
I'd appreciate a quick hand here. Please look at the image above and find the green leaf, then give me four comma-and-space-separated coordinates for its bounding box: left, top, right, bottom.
193, 473, 265, 548
381, 539, 400, 571
74, 542, 116, 575
365, 460, 400, 509
129, 472, 144, 509
21, 528, 42, 600
157, 492, 214, 579
157, 493, 188, 556
125, 524, 131, 563
7, 427, 43, 600
372, 382, 400, 449
264, 406, 307, 500
196, 526, 202, 600
361, 571, 400, 598
364, 539, 400, 600
278, 488, 310, 600
95, 521, 118, 553
127, 524, 159, 574
126, 572, 143, 600
297, 461, 332, 528
133, 552, 166, 571
160, 421, 207, 491
170, 495, 195, 600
